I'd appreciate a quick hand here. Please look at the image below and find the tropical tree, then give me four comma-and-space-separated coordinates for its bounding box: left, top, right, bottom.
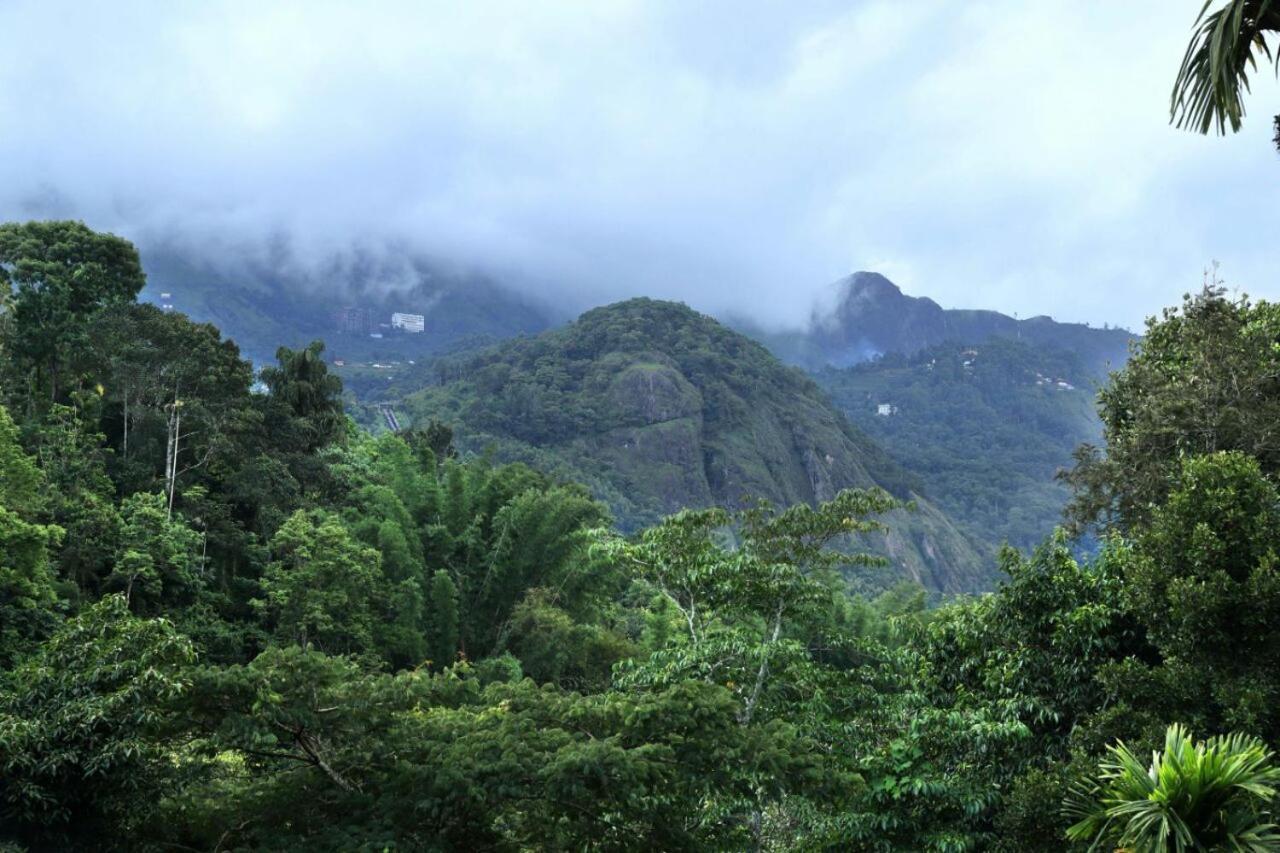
104, 492, 201, 614
1171, 0, 1280, 150
1066, 723, 1280, 851
260, 340, 346, 453
0, 221, 146, 408
256, 509, 382, 656
0, 595, 195, 848
1064, 286, 1280, 534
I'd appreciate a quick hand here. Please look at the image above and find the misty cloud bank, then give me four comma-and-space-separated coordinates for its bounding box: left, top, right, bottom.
0, 0, 1276, 330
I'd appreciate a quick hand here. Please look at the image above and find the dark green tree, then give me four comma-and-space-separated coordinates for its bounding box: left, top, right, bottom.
0, 221, 145, 408
260, 340, 346, 453
1065, 286, 1280, 533
256, 509, 382, 656
0, 509, 60, 669
425, 568, 459, 670
1124, 451, 1280, 741
0, 595, 194, 848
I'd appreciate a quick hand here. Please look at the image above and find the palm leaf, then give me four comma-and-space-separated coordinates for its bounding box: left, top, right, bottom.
1171, 0, 1280, 135
1065, 724, 1280, 851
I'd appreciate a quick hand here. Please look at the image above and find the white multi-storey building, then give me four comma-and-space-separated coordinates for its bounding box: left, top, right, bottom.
391, 312, 425, 333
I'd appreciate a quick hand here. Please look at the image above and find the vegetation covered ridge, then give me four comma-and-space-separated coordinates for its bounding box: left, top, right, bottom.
394, 296, 990, 592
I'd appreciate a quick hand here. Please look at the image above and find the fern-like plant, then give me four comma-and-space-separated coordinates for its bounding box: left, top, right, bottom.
1065, 723, 1280, 852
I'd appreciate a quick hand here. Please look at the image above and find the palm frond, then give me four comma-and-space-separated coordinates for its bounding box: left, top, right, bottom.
1065, 723, 1280, 851
1171, 0, 1280, 135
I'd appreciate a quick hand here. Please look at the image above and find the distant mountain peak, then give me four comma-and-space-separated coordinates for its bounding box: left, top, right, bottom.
823, 271, 940, 319
765, 272, 1135, 376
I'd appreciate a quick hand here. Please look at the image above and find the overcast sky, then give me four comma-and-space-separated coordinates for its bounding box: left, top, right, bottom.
0, 1, 1275, 330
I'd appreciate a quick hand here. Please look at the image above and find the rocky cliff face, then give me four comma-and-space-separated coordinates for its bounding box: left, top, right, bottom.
400, 298, 993, 592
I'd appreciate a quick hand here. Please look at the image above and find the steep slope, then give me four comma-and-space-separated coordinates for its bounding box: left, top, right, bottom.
816, 338, 1102, 553
397, 298, 991, 593
754, 271, 1135, 378
138, 249, 554, 365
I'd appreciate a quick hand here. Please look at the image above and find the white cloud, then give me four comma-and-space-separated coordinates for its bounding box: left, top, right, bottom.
0, 0, 1274, 330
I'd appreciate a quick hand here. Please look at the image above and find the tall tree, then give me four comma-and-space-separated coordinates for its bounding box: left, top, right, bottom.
256, 509, 382, 656
0, 221, 146, 408
425, 568, 460, 670
1064, 286, 1280, 533
0, 404, 42, 516
260, 340, 346, 453
85, 303, 255, 505
105, 492, 201, 615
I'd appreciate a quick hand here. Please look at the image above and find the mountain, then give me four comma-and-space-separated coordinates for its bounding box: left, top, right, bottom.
138, 249, 555, 365
753, 271, 1135, 378
815, 338, 1102, 553
392, 298, 991, 593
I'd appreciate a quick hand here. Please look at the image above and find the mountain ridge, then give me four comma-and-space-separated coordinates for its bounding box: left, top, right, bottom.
745, 271, 1135, 377
393, 297, 992, 592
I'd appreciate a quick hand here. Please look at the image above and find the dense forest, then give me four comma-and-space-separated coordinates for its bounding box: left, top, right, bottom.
818, 338, 1103, 553
3, 219, 1280, 851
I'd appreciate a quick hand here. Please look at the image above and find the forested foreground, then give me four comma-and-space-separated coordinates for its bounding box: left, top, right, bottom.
4, 222, 1280, 851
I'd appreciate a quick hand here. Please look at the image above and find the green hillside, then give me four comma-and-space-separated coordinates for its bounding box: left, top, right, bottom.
816, 337, 1103, 552
396, 298, 991, 592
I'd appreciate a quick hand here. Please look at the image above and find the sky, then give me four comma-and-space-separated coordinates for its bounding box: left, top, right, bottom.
0, 0, 1275, 331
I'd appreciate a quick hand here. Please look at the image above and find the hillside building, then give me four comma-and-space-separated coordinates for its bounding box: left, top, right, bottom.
391, 312, 425, 333
338, 306, 373, 335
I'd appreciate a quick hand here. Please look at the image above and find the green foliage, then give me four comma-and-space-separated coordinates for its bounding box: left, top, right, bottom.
0, 506, 61, 669
260, 340, 347, 453
425, 568, 459, 670
105, 492, 201, 613
0, 595, 194, 847
1124, 452, 1280, 740
257, 509, 383, 656
0, 405, 42, 516
1065, 287, 1280, 533
0, 221, 146, 408
1171, 0, 1280, 141
1067, 723, 1280, 851
85, 301, 255, 497
0, 404, 60, 666
167, 651, 812, 851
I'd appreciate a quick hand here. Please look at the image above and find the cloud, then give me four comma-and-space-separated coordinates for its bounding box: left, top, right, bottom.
0, 0, 1274, 330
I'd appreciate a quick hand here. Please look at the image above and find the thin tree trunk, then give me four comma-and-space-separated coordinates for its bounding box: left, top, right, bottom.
165, 382, 181, 519
740, 602, 785, 726
122, 382, 129, 461
167, 404, 180, 518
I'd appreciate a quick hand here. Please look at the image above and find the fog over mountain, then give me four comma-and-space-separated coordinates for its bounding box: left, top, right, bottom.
1, 0, 1276, 330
